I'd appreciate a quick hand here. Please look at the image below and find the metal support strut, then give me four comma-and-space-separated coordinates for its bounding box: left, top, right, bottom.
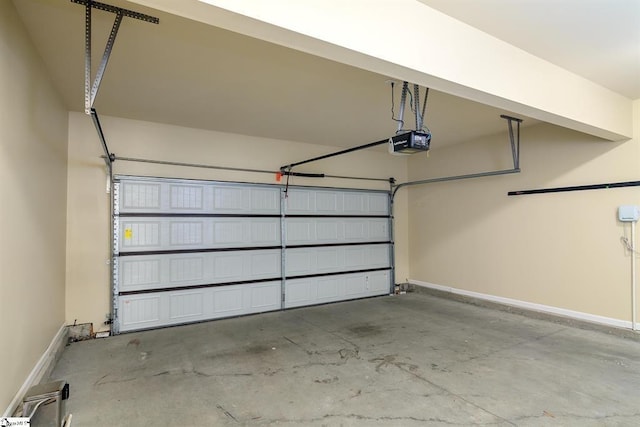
90, 108, 115, 169
72, 1, 158, 171
501, 114, 522, 170
71, 0, 159, 114
392, 115, 523, 200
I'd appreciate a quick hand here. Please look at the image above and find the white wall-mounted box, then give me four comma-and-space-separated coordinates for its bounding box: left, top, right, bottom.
618, 205, 640, 222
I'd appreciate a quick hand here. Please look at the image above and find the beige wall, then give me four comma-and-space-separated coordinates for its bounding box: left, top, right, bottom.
66, 112, 409, 332
0, 1, 68, 413
407, 100, 640, 324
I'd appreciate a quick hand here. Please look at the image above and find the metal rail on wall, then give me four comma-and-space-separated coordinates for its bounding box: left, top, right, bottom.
508, 180, 640, 196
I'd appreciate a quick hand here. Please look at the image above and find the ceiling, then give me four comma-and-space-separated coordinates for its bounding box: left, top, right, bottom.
13, 0, 639, 151
419, 0, 640, 100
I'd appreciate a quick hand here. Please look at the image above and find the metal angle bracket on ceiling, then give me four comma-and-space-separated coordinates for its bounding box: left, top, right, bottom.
391, 114, 524, 200
70, 0, 158, 169
500, 114, 522, 170
71, 0, 159, 114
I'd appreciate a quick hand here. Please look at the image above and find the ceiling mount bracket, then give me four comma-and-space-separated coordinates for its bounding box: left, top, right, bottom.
500, 115, 523, 169
390, 114, 525, 201
71, 0, 159, 114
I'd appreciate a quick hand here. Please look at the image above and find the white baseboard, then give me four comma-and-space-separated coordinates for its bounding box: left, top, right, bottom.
409, 280, 633, 330
3, 323, 68, 417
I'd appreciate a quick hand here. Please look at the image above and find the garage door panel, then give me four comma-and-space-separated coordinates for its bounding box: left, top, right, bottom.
169, 291, 205, 320
122, 258, 161, 288
343, 193, 365, 213
316, 221, 340, 241
250, 221, 280, 243
115, 178, 392, 333
251, 188, 280, 212
284, 189, 388, 216
213, 287, 244, 313
284, 271, 389, 309
120, 295, 161, 330
119, 281, 282, 332
250, 283, 281, 309
285, 189, 312, 212
282, 186, 391, 311
367, 193, 389, 215
170, 221, 204, 246
121, 221, 161, 249
285, 244, 390, 276
213, 221, 244, 245
213, 186, 246, 211
286, 280, 314, 304
250, 252, 281, 276
285, 218, 389, 245
343, 246, 366, 267
119, 249, 282, 292
119, 179, 280, 214
286, 251, 314, 275
316, 248, 339, 271
368, 220, 389, 240
345, 275, 366, 295
170, 184, 204, 210
213, 253, 245, 279
170, 256, 205, 283
119, 217, 280, 252
315, 192, 339, 213
366, 245, 390, 266
212, 187, 280, 214
286, 221, 315, 243
369, 271, 391, 292
344, 221, 365, 240
316, 277, 340, 300
122, 182, 161, 211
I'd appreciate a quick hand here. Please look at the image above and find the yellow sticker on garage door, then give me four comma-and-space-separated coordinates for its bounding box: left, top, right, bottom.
124, 228, 132, 239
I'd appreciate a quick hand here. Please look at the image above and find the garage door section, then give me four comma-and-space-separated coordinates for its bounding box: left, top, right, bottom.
283, 188, 391, 308
113, 178, 282, 332
112, 177, 393, 333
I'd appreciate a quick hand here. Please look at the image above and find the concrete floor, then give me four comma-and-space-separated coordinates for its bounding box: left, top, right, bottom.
50, 292, 640, 426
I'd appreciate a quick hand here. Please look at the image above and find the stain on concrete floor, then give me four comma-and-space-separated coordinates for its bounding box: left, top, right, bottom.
49, 293, 640, 426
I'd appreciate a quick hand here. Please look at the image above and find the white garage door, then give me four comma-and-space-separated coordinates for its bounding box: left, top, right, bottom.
283, 188, 391, 308
112, 176, 392, 333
